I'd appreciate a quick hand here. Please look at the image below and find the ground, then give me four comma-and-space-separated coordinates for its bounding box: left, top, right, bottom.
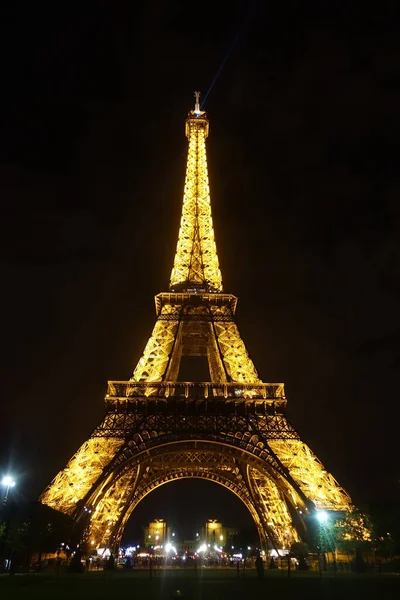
1, 569, 399, 599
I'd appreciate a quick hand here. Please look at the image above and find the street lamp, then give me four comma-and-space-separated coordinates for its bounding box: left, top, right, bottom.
315, 510, 330, 574
1, 476, 16, 505
316, 510, 328, 524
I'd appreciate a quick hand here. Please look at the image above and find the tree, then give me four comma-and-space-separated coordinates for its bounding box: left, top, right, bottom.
336, 508, 373, 553
336, 508, 374, 572
0, 501, 74, 571
375, 533, 395, 562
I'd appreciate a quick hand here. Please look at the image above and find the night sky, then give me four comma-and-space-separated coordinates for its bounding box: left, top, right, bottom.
1, 2, 399, 540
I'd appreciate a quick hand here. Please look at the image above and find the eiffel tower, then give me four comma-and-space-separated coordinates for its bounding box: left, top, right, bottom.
40, 92, 351, 552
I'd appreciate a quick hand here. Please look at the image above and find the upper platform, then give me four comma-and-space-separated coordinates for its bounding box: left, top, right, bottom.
155, 291, 237, 316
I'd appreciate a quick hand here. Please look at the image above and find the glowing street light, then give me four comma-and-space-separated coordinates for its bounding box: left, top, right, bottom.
316, 510, 330, 574
316, 511, 329, 524
1, 476, 16, 505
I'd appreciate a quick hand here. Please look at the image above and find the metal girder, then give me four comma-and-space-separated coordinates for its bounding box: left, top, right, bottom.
39, 435, 124, 514
268, 438, 351, 511
247, 467, 300, 548
213, 318, 260, 383
132, 305, 180, 382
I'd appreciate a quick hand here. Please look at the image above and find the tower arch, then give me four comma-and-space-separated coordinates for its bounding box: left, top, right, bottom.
116, 474, 265, 552
75, 438, 308, 552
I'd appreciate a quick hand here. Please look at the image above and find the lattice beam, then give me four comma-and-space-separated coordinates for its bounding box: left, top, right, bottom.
212, 307, 260, 383
269, 439, 351, 511
248, 467, 300, 548
131, 305, 180, 382
40, 436, 123, 514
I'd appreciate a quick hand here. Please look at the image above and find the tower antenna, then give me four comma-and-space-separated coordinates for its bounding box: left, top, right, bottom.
194, 91, 201, 114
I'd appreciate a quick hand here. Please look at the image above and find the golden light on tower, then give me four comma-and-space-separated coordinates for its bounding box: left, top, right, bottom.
40, 93, 353, 553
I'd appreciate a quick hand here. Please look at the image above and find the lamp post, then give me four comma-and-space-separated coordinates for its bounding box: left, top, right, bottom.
316, 511, 329, 575
1, 476, 16, 573
1, 476, 16, 507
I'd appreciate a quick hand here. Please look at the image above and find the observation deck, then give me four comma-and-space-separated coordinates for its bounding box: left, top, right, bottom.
155, 292, 237, 315
105, 381, 287, 413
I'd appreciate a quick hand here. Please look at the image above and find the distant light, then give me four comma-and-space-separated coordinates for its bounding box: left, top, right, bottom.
247, 546, 251, 550
172, 533, 175, 537
1, 476, 16, 488
316, 511, 329, 523
219, 535, 223, 541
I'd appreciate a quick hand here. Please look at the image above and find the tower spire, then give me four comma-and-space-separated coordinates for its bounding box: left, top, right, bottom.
170, 93, 222, 293
194, 90, 201, 114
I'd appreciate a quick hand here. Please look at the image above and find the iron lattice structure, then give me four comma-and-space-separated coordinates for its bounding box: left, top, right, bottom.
40, 95, 351, 552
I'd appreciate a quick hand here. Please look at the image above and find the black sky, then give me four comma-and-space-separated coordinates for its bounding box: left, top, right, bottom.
1, 2, 399, 536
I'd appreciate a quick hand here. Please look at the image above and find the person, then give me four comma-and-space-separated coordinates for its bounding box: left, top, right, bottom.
106, 553, 115, 570
255, 551, 264, 580
68, 548, 84, 573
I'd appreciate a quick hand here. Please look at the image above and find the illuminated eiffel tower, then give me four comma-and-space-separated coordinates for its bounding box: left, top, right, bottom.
40, 93, 351, 551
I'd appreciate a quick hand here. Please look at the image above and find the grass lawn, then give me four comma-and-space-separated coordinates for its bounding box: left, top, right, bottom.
1, 568, 399, 599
